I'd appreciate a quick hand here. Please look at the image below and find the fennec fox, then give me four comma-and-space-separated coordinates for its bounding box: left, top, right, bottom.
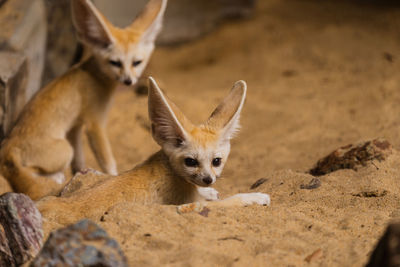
0, 0, 168, 200
37, 78, 270, 222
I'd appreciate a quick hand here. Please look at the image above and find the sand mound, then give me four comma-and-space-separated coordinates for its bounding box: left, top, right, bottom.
3, 0, 400, 265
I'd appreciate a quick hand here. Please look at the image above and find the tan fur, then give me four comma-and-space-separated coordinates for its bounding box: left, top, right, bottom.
36, 78, 270, 224
0, 0, 167, 200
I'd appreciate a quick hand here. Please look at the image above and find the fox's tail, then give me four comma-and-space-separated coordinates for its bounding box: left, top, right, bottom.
4, 149, 60, 200
0, 173, 12, 195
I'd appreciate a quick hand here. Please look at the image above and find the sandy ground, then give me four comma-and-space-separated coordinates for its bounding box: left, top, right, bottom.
10, 0, 400, 266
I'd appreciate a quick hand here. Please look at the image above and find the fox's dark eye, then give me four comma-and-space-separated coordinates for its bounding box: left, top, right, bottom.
109, 60, 122, 67
132, 60, 142, 67
212, 158, 222, 167
184, 158, 199, 167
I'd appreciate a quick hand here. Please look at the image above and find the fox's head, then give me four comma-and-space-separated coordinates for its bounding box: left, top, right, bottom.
71, 0, 167, 86
148, 77, 247, 187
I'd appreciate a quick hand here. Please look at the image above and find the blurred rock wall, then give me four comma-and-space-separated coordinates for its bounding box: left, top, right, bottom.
94, 0, 256, 45
0, 0, 46, 140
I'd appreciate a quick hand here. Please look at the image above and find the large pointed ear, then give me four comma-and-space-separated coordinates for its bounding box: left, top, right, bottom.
71, 0, 114, 48
148, 77, 191, 147
206, 81, 247, 141
129, 0, 168, 44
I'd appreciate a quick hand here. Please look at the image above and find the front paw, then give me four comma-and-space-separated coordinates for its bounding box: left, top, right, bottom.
233, 193, 271, 206
197, 187, 219, 201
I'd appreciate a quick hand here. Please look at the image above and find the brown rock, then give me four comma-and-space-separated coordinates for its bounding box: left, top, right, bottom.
309, 139, 392, 176
31, 219, 128, 267
366, 223, 400, 267
0, 193, 43, 266
59, 168, 108, 197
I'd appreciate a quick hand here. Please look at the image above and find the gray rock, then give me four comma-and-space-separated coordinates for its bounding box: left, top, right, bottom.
0, 0, 47, 99
158, 0, 256, 45
0, 224, 13, 267
0, 193, 43, 266
31, 219, 128, 267
0, 0, 47, 142
42, 0, 79, 86
0, 51, 27, 140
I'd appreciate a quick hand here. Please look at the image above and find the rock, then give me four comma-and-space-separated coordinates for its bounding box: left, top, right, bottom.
309, 139, 392, 176
198, 207, 210, 217
366, 223, 400, 267
300, 178, 321, 190
0, 224, 13, 266
42, 0, 79, 86
250, 178, 268, 189
59, 168, 108, 197
0, 51, 27, 140
352, 190, 387, 198
0, 0, 47, 142
0, 193, 43, 266
31, 219, 128, 267
0, 0, 47, 99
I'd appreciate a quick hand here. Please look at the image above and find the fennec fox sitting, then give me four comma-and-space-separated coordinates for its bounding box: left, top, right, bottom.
0, 0, 168, 200
37, 78, 270, 222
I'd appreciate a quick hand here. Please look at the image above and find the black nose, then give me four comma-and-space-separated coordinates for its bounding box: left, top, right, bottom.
202, 177, 213, 185
124, 78, 132, 86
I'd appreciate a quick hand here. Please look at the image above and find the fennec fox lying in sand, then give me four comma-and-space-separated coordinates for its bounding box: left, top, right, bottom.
37, 78, 270, 221
0, 0, 167, 200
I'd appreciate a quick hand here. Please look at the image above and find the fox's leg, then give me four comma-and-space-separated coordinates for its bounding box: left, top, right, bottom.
67, 124, 85, 174
86, 122, 117, 175
197, 186, 219, 201
206, 193, 271, 207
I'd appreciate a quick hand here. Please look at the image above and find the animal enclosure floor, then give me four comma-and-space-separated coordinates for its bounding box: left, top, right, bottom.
54, 0, 400, 266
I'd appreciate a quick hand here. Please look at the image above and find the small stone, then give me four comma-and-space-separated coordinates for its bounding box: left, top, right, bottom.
31, 219, 128, 267
0, 193, 43, 266
198, 207, 210, 217
304, 248, 322, 263
352, 190, 387, 198
176, 202, 204, 214
250, 178, 268, 189
300, 178, 321, 190
366, 223, 400, 267
309, 138, 392, 176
